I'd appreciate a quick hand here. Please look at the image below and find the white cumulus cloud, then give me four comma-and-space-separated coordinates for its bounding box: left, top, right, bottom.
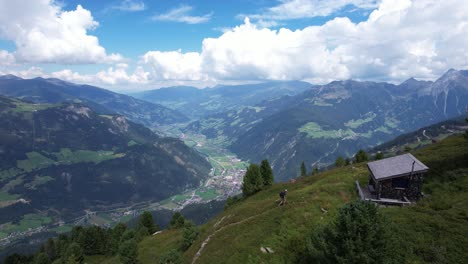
0, 0, 123, 64
152, 5, 212, 24
241, 0, 381, 21
51, 64, 149, 86
141, 0, 468, 84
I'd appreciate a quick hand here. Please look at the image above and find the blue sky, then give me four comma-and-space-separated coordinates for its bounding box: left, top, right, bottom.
47, 0, 372, 56
0, 0, 467, 91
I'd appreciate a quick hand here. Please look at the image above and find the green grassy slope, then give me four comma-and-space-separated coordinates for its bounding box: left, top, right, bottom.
86, 135, 467, 263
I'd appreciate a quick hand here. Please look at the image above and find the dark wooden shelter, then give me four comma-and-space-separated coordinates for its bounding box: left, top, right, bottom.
356, 153, 429, 205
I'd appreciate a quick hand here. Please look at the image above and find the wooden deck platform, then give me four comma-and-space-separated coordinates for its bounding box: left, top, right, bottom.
355, 180, 413, 206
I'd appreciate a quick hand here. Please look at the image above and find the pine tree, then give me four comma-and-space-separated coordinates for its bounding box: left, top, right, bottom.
404, 145, 412, 152
345, 158, 351, 166
242, 164, 263, 197
375, 152, 384, 160
312, 166, 319, 175
335, 157, 345, 167
139, 211, 157, 234
119, 239, 138, 264
304, 200, 401, 263
170, 212, 186, 229
300, 161, 307, 177
260, 159, 274, 186
64, 242, 84, 264
181, 221, 199, 251
33, 253, 49, 264
355, 149, 369, 163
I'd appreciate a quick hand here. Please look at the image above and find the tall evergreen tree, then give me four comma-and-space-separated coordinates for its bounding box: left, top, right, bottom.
139, 211, 157, 234
312, 166, 319, 175
170, 212, 186, 228
242, 164, 263, 197
300, 161, 307, 177
345, 158, 351, 166
64, 242, 84, 264
260, 159, 274, 186
335, 157, 345, 167
355, 149, 369, 163
375, 152, 384, 160
181, 221, 199, 251
119, 239, 138, 264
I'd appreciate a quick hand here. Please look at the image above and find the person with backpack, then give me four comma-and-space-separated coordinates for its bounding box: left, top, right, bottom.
279, 189, 287, 206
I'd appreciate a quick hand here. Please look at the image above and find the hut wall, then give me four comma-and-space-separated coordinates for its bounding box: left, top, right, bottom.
378, 173, 424, 201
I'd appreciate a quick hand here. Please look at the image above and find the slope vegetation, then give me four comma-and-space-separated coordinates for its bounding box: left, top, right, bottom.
136, 135, 467, 263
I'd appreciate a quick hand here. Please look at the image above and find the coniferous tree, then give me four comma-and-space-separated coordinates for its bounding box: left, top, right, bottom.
300, 161, 307, 177
64, 242, 84, 264
170, 212, 186, 228
139, 211, 157, 234
109, 223, 127, 255
345, 158, 351, 166
355, 149, 369, 163
33, 253, 49, 264
44, 238, 57, 261
312, 166, 319, 175
119, 239, 138, 264
335, 156, 345, 167
260, 159, 274, 186
242, 164, 263, 197
404, 145, 412, 152
304, 200, 401, 263
159, 249, 182, 264
465, 118, 468, 140
375, 152, 384, 160
181, 221, 199, 251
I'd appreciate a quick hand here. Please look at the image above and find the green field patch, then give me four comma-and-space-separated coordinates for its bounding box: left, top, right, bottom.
25, 175, 54, 190
344, 112, 376, 129
16, 149, 125, 174
375, 126, 392, 134
99, 114, 114, 119
2, 214, 52, 234
127, 140, 138, 147
0, 231, 7, 239
171, 194, 191, 203
2, 177, 24, 192
0, 190, 19, 201
11, 101, 55, 113
385, 117, 400, 128
50, 225, 73, 234
0, 168, 22, 181
299, 122, 355, 139
196, 188, 218, 200
53, 148, 125, 164
17, 152, 54, 172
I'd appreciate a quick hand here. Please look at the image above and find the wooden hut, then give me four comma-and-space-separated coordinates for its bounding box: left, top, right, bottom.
356, 153, 429, 205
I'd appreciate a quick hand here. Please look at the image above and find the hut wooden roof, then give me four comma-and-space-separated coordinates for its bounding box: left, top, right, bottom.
367, 153, 429, 180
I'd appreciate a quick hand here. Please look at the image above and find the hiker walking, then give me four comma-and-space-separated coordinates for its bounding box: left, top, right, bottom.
279, 189, 287, 206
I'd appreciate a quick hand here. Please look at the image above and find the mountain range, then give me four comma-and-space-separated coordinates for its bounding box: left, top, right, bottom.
0, 76, 188, 128
0, 96, 210, 224
131, 81, 312, 119
181, 69, 468, 180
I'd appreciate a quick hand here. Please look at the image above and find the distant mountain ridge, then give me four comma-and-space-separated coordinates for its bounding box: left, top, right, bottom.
132, 81, 312, 118
186, 69, 468, 181
0, 76, 189, 128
